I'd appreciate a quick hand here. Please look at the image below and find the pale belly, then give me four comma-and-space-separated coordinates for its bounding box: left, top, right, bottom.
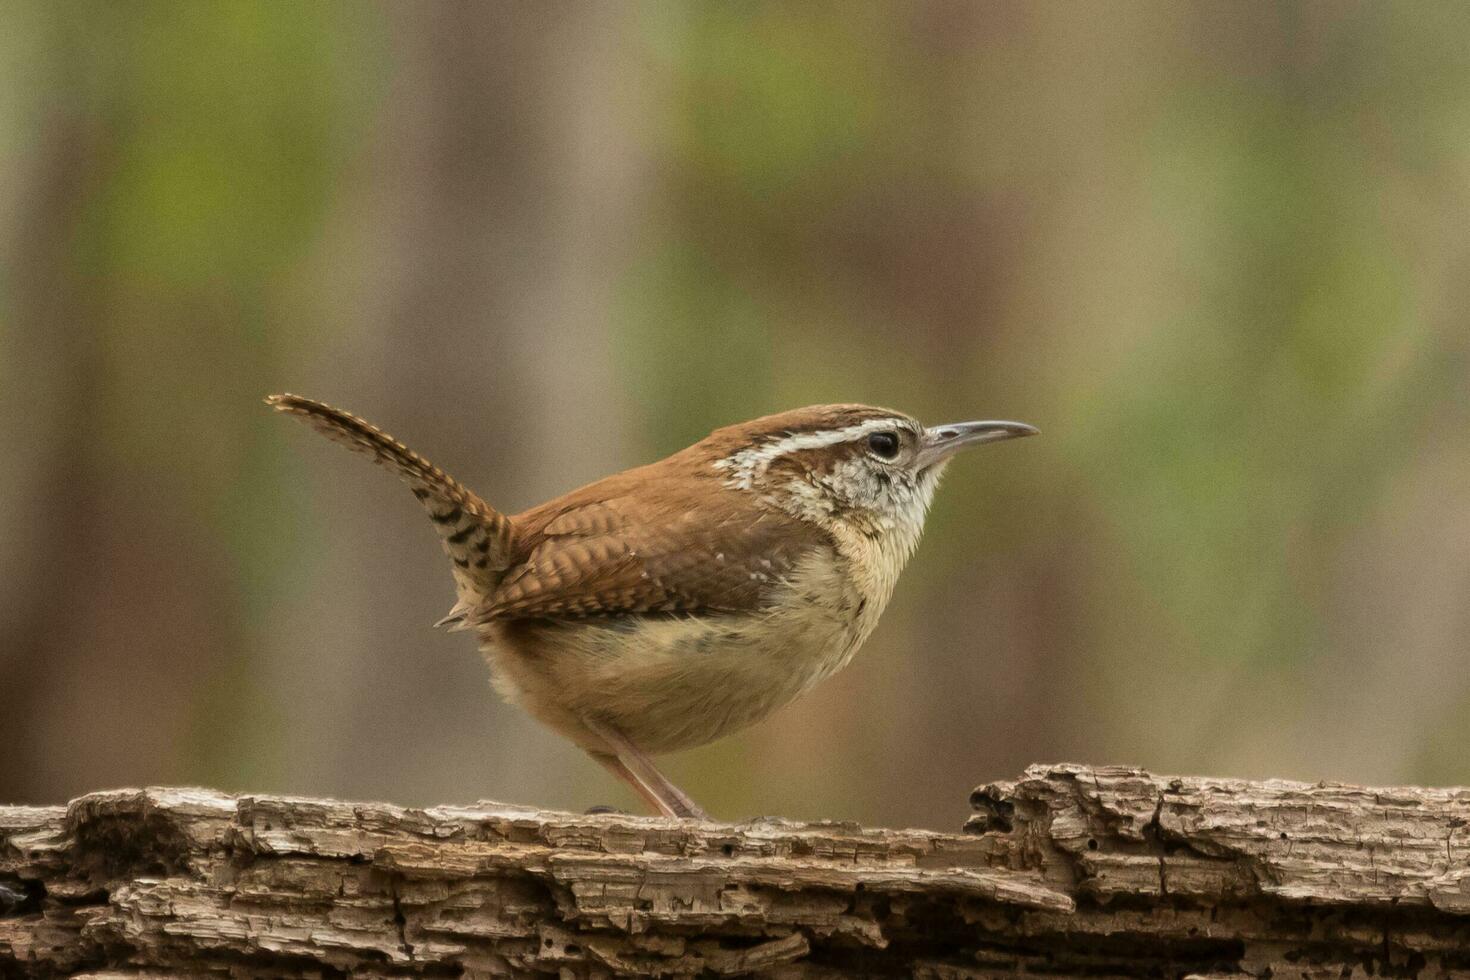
479, 560, 887, 754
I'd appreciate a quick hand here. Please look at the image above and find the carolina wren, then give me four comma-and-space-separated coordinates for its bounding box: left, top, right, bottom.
267, 394, 1036, 819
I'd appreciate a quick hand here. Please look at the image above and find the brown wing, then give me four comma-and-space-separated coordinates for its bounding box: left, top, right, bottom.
478, 492, 830, 621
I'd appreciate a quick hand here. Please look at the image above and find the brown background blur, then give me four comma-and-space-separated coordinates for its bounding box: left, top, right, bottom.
2, 2, 1468, 831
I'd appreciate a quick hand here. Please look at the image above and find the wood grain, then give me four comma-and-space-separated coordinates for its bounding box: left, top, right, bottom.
4, 765, 1470, 977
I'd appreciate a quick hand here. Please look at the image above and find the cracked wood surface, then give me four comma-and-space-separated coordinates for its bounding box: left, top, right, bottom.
2, 765, 1470, 977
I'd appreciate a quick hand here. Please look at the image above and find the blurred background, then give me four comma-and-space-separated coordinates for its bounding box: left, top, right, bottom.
2, 1, 1468, 831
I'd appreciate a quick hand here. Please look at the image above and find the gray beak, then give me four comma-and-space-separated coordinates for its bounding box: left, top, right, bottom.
916, 419, 1038, 469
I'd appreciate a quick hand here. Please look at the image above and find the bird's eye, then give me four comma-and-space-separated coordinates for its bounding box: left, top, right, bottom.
867, 431, 900, 460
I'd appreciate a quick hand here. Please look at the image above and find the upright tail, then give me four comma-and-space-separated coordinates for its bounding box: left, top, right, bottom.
266, 394, 515, 616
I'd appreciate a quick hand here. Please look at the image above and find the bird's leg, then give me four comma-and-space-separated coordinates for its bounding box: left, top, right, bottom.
588, 753, 674, 817
581, 716, 711, 821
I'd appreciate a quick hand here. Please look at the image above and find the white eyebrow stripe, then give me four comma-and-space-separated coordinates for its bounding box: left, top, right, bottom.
712, 418, 903, 490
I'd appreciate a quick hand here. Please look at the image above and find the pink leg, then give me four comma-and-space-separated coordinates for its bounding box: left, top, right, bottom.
589, 753, 675, 817
581, 716, 711, 820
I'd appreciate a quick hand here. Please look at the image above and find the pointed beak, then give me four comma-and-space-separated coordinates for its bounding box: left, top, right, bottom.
916, 419, 1038, 470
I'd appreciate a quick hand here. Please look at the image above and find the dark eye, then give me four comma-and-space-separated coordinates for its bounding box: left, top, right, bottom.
867, 431, 900, 460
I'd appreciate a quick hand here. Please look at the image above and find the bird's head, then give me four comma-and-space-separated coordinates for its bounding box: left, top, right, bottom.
706, 404, 1036, 540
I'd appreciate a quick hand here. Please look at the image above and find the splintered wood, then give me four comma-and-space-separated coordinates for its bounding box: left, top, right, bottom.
3, 765, 1470, 977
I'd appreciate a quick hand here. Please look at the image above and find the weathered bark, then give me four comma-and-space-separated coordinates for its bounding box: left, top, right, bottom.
3, 765, 1470, 978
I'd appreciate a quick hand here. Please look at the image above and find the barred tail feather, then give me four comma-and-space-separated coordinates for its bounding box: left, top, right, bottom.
266, 393, 514, 609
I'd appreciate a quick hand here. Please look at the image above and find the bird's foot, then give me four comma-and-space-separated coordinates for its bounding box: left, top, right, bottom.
584, 804, 630, 816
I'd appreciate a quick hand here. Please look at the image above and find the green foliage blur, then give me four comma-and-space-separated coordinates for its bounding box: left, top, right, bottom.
2, 2, 1468, 829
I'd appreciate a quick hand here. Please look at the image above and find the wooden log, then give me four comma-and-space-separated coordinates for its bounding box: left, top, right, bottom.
3, 765, 1469, 977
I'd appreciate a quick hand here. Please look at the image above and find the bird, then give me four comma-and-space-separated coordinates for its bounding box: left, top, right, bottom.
266, 394, 1036, 819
